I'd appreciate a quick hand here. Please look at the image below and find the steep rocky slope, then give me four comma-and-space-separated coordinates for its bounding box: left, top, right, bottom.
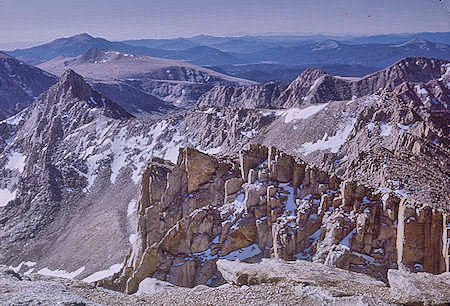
0, 52, 57, 120
38, 48, 255, 116
198, 57, 448, 109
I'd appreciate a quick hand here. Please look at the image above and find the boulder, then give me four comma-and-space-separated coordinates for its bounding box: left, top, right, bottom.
388, 269, 450, 305
216, 259, 390, 303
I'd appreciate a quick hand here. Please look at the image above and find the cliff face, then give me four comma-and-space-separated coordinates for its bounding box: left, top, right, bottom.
101, 144, 449, 294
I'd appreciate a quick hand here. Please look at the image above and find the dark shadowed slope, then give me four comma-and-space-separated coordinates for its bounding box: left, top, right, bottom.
0, 52, 57, 120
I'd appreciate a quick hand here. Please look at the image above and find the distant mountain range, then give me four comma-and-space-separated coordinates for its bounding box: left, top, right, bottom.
37, 48, 254, 118
5, 33, 450, 82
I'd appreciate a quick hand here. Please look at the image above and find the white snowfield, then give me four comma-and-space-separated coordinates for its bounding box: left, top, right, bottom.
5, 151, 27, 173
82, 264, 123, 283
37, 266, 85, 279
283, 103, 328, 124
0, 189, 16, 207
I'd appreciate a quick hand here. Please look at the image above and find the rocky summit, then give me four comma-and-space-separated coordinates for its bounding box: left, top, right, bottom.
0, 53, 449, 305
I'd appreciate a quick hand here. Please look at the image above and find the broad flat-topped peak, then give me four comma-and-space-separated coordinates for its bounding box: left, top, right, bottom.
70, 33, 95, 40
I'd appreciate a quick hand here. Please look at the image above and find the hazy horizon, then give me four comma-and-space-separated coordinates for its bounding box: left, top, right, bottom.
0, 0, 449, 49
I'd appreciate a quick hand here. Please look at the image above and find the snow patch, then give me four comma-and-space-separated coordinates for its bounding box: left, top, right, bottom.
9, 261, 36, 273
379, 123, 393, 137
134, 277, 175, 295
5, 151, 27, 173
127, 199, 137, 216
129, 234, 136, 244
222, 243, 262, 261
82, 264, 123, 283
38, 266, 85, 279
283, 103, 328, 123
414, 84, 428, 95
0, 189, 16, 207
299, 118, 356, 155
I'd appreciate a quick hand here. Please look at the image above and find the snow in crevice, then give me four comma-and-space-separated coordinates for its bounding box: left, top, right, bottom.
339, 228, 356, 249
221, 243, 262, 261
279, 183, 296, 215
127, 199, 137, 216
379, 122, 393, 137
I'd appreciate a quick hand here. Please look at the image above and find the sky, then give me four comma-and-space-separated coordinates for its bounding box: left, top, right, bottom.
0, 0, 449, 47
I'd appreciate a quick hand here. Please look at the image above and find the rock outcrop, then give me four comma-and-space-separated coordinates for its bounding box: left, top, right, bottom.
101, 144, 449, 294
216, 259, 450, 305
387, 269, 450, 305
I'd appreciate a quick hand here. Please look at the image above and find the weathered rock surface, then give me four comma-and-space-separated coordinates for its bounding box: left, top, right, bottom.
388, 269, 450, 305
0, 265, 97, 305
101, 144, 449, 294
217, 259, 391, 304
0, 264, 396, 306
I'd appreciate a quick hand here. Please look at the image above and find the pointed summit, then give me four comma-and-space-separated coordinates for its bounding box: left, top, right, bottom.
57, 69, 92, 100
44, 69, 133, 120
293, 68, 328, 85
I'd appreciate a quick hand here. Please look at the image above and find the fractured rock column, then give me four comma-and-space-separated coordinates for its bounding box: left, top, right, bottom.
396, 200, 447, 274
396, 199, 406, 269
442, 214, 449, 272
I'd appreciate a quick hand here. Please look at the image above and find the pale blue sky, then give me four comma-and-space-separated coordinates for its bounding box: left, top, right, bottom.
0, 0, 449, 45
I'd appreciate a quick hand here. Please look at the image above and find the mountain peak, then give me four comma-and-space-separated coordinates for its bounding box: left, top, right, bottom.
297, 67, 328, 81
71, 33, 95, 40
51, 69, 133, 120
59, 69, 89, 90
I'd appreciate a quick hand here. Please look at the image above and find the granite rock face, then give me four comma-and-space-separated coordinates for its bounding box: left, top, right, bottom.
101, 144, 449, 293
387, 269, 450, 305
216, 258, 391, 305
